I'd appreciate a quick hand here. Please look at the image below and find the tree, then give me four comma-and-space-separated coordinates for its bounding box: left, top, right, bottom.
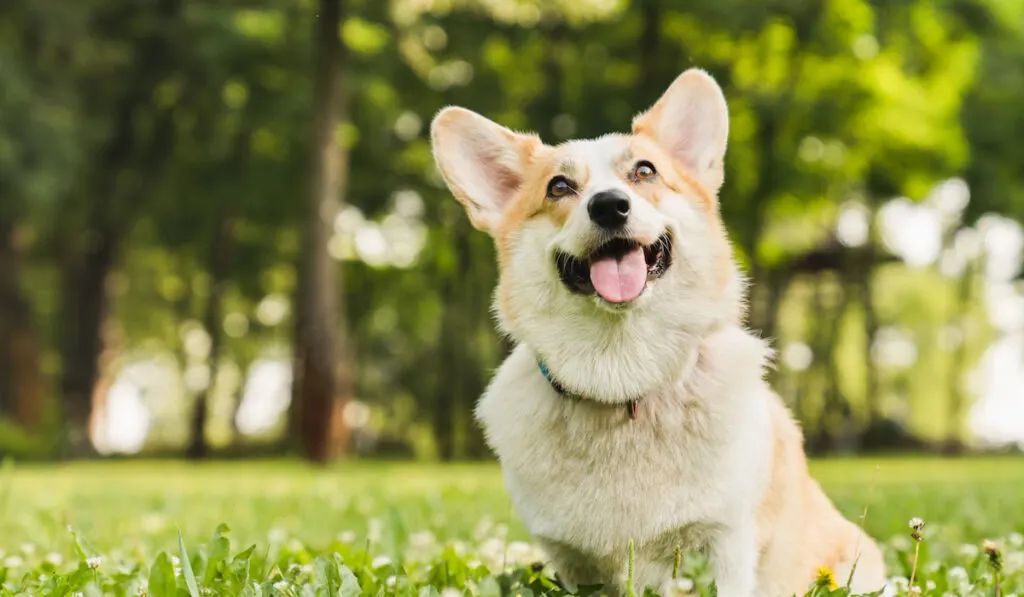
292, 0, 355, 463
57, 0, 185, 457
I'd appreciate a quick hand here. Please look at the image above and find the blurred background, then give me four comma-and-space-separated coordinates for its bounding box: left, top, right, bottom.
0, 0, 1021, 464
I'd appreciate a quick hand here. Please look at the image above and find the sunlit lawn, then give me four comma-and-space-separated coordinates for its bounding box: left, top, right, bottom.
0, 456, 1022, 595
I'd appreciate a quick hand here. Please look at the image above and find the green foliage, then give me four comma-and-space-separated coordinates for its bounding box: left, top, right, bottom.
0, 460, 1023, 595
1, 0, 1022, 457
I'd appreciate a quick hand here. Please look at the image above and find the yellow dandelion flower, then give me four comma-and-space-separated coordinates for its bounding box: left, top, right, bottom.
816, 566, 838, 590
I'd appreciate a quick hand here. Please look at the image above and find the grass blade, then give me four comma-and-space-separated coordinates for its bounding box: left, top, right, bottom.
178, 528, 201, 597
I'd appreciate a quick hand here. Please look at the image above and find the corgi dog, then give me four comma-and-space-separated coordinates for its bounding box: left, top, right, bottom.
429, 69, 886, 597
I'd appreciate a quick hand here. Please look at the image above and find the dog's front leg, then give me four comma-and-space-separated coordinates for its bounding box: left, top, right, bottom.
536, 538, 605, 595
708, 524, 758, 597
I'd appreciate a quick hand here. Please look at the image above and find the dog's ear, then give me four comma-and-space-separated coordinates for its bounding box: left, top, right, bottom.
632, 69, 729, 193
431, 107, 539, 233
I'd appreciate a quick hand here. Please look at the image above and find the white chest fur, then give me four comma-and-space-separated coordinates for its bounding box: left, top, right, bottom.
475, 327, 774, 588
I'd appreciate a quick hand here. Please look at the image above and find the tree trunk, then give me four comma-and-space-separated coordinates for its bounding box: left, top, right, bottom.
433, 318, 456, 460
945, 261, 974, 451
52, 0, 182, 459
291, 0, 353, 463
433, 217, 472, 461
187, 211, 232, 460
823, 275, 854, 452
0, 220, 46, 429
59, 228, 118, 458
859, 246, 881, 425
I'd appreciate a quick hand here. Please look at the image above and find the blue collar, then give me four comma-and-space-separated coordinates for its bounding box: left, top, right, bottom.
536, 359, 639, 420
537, 360, 567, 395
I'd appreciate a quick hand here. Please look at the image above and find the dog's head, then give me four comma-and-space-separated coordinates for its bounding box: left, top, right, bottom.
430, 69, 745, 403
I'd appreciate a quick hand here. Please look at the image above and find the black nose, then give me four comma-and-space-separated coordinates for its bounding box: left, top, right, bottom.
587, 190, 631, 229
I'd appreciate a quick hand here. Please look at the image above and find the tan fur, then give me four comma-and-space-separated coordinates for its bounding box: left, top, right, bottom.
430, 68, 886, 597
755, 395, 886, 597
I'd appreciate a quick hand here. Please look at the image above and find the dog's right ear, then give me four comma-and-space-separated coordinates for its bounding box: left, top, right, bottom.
430, 107, 539, 233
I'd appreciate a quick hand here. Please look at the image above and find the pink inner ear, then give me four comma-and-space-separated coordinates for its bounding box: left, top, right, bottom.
469, 140, 523, 208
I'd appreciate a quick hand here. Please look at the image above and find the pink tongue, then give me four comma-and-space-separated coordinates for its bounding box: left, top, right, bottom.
589, 247, 647, 303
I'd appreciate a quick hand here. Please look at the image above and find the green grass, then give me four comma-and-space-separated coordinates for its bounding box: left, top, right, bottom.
0, 457, 1022, 596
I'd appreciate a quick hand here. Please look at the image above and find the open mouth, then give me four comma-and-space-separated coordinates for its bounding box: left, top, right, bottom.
554, 232, 673, 304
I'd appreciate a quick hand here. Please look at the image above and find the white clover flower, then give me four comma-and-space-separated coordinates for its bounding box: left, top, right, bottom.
909, 586, 922, 596
505, 541, 539, 566
959, 544, 980, 559
1009, 533, 1024, 548
1006, 551, 1024, 572
288, 563, 302, 575
371, 555, 393, 568
947, 565, 969, 591
337, 530, 357, 543
926, 581, 936, 591
890, 536, 912, 551
663, 577, 696, 596
268, 528, 288, 543
170, 555, 181, 566
368, 518, 384, 543
386, 575, 397, 588
273, 580, 288, 590
20, 543, 36, 555
473, 518, 494, 540
410, 530, 436, 548
4, 555, 25, 568
141, 513, 167, 534
908, 518, 924, 530
86, 556, 102, 569
891, 576, 910, 591
45, 552, 63, 566
477, 537, 505, 566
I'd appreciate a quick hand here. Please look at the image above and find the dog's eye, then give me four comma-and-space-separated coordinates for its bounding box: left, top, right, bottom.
546, 176, 574, 199
633, 161, 657, 181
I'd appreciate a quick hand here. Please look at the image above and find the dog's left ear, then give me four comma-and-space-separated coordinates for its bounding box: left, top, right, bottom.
632, 69, 729, 193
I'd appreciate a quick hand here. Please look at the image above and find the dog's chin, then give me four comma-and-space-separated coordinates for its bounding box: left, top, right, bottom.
553, 231, 673, 308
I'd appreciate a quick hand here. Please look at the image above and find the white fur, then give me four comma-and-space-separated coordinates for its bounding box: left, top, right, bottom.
477, 327, 774, 597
